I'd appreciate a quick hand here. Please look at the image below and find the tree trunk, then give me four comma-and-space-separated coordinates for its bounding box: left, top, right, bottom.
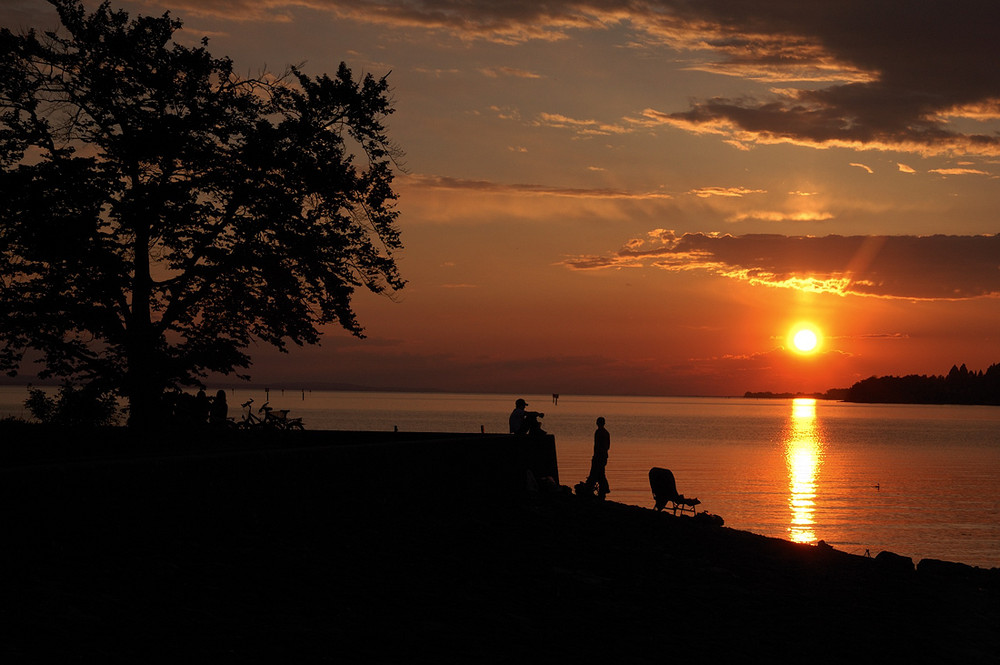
126, 210, 157, 430
125, 343, 160, 430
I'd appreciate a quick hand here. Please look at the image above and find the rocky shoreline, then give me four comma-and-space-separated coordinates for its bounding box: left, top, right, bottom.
3, 427, 998, 662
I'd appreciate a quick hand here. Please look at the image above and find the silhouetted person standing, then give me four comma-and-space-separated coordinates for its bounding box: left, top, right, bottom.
195, 389, 210, 424
586, 417, 611, 500
209, 389, 228, 426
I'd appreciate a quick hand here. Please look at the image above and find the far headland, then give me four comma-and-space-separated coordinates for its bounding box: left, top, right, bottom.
747, 361, 1000, 406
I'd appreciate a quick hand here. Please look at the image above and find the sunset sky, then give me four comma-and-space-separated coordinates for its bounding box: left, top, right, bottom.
5, 1, 1000, 396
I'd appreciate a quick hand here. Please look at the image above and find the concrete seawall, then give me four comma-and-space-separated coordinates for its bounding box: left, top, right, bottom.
2, 426, 559, 535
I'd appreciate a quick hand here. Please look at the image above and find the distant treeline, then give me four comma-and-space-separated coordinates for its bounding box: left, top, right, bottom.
747, 363, 1000, 406
842, 363, 1000, 405
744, 389, 848, 400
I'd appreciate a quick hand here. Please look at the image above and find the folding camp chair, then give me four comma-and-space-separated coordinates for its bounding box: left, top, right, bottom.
648, 467, 700, 515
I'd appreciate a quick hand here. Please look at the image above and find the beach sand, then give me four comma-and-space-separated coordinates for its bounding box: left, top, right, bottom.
3, 426, 998, 662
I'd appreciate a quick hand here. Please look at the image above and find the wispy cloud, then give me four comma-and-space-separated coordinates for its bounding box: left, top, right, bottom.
929, 168, 991, 176
687, 186, 766, 198
532, 112, 633, 137
560, 231, 1000, 300
413, 66, 462, 77
401, 174, 673, 200
489, 105, 522, 122
479, 66, 543, 79
144, 0, 619, 42
850, 163, 873, 174
725, 211, 834, 223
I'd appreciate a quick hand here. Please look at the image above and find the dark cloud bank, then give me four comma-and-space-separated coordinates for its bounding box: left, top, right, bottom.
157, 0, 1000, 156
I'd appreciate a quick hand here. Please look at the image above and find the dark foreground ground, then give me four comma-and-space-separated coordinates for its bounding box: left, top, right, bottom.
2, 426, 998, 663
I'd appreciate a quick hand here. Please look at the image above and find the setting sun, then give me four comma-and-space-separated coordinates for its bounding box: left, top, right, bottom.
791, 327, 819, 353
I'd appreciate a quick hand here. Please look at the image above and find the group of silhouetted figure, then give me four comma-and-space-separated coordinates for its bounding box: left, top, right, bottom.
166, 389, 230, 427
509, 397, 611, 501
506, 396, 706, 516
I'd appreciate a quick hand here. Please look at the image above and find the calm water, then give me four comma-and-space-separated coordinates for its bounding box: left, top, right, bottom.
3, 387, 998, 568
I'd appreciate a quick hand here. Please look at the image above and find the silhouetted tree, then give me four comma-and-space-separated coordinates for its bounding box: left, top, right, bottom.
0, 1, 404, 427
845, 364, 1000, 405
24, 383, 121, 427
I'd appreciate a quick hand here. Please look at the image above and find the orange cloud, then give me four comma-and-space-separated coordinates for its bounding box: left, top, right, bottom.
687, 186, 766, 198
533, 112, 633, 137
725, 211, 834, 223
561, 232, 1000, 300
929, 168, 990, 176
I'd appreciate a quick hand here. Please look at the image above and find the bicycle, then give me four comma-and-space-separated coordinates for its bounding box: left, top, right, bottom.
259, 401, 305, 430
238, 398, 304, 431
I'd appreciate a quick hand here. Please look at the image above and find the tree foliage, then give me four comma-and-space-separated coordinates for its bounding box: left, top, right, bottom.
0, 0, 404, 426
24, 383, 121, 427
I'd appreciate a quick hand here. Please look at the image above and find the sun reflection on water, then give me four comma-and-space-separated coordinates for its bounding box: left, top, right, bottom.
785, 398, 822, 544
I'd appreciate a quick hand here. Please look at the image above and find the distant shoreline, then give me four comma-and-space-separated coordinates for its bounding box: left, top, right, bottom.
744, 389, 849, 400
747, 362, 1000, 406
5, 379, 999, 407
0, 382, 748, 401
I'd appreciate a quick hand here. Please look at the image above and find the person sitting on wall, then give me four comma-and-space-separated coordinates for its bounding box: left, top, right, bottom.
509, 398, 544, 435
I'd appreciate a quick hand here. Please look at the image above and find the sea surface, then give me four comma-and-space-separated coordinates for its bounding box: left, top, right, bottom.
3, 386, 998, 569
